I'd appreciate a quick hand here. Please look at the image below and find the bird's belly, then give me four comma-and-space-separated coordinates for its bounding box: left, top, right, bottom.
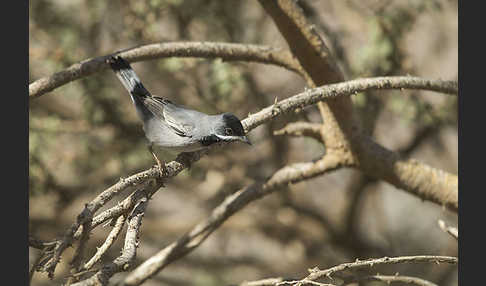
143, 122, 206, 153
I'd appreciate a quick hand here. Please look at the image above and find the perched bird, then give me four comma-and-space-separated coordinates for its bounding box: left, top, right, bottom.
107, 55, 251, 176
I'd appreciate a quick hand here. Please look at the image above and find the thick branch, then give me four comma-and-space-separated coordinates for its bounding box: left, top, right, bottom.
29, 42, 302, 99
244, 76, 457, 132
258, 0, 357, 152
355, 136, 458, 211
257, 0, 458, 212
121, 154, 345, 286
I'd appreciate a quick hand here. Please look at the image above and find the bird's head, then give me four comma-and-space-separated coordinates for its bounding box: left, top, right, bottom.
212, 113, 251, 145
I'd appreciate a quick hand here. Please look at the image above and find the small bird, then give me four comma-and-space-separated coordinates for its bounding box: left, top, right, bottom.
107, 55, 251, 176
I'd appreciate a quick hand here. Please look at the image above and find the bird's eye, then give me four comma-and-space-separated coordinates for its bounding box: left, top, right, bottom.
225, 128, 233, 135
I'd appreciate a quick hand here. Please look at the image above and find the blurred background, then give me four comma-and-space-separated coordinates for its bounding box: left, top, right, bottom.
29, 0, 458, 285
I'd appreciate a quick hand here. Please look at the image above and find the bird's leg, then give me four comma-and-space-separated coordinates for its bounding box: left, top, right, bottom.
148, 143, 166, 177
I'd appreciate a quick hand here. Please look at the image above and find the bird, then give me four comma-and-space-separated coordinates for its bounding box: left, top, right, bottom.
107, 55, 251, 176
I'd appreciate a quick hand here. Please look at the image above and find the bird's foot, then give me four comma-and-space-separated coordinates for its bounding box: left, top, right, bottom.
155, 159, 166, 178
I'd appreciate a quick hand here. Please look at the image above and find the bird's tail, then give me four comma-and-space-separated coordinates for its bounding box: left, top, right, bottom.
108, 56, 151, 103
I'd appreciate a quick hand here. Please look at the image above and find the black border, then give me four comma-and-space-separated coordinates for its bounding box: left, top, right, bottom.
4, 1, 28, 285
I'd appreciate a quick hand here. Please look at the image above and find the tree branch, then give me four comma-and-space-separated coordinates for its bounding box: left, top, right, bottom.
273, 122, 322, 141
352, 274, 438, 286
121, 154, 345, 286
239, 256, 455, 286
305, 256, 457, 282
82, 214, 128, 271
38, 173, 166, 277
244, 76, 457, 132
254, 0, 458, 212
35, 74, 458, 279
71, 197, 149, 286
258, 0, 356, 153
29, 42, 302, 99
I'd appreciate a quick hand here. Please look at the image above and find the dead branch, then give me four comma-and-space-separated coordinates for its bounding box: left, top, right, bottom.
305, 256, 457, 282
34, 74, 459, 279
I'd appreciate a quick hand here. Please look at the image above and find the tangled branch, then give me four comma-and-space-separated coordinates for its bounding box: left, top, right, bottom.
121, 154, 345, 285
71, 197, 150, 286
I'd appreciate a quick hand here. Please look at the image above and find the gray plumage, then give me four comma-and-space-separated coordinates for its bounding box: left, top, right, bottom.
108, 56, 250, 155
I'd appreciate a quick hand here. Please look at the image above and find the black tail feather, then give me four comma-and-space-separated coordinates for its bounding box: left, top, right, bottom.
107, 55, 151, 98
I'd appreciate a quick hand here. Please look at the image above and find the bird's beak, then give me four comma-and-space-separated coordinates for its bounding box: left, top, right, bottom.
239, 136, 252, 145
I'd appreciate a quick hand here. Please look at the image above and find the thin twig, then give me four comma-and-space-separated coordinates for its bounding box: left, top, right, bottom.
238, 277, 283, 286
273, 122, 322, 141
305, 256, 457, 282
277, 280, 335, 286
82, 214, 128, 271
74, 186, 155, 239
354, 274, 438, 286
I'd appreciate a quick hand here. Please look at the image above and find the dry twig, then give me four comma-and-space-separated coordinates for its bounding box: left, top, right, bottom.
82, 214, 128, 271
305, 255, 457, 282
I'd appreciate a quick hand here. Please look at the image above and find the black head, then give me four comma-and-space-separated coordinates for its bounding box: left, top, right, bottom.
213, 113, 251, 145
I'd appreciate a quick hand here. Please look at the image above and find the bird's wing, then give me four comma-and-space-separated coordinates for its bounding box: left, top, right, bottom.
144, 97, 197, 137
